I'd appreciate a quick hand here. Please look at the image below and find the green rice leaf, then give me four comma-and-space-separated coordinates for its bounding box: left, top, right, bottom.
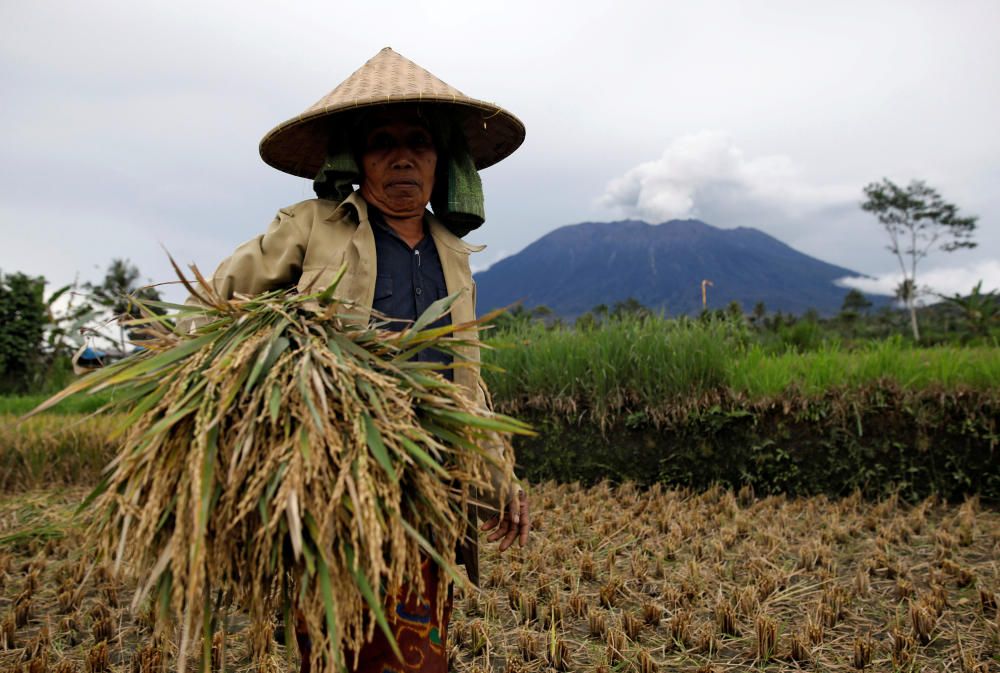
420, 421, 478, 451
314, 262, 349, 305
268, 384, 282, 423
357, 379, 387, 418
399, 519, 466, 588
296, 371, 324, 432
301, 538, 316, 577
141, 405, 198, 441
0, 523, 64, 548
246, 322, 290, 391
404, 292, 461, 337
202, 590, 214, 673
75, 472, 113, 516
155, 493, 179, 533
198, 425, 219, 536
344, 544, 402, 661
157, 572, 173, 630
425, 408, 536, 435
315, 553, 344, 673
399, 437, 450, 477
328, 332, 380, 365
362, 413, 397, 481
100, 333, 217, 388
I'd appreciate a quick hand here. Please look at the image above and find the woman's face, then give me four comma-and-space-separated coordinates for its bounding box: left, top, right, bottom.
358, 111, 437, 219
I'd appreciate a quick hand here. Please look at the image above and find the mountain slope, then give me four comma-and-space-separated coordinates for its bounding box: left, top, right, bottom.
473, 219, 877, 316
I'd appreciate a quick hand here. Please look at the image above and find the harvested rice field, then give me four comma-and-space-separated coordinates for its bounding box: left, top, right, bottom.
1, 482, 998, 673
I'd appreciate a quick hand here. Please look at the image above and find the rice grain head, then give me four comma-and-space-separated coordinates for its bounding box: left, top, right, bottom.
30, 265, 528, 673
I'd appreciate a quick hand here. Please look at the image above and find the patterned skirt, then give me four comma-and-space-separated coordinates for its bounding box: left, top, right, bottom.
297, 556, 454, 673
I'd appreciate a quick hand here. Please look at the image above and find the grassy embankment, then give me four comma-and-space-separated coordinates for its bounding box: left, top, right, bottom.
482, 318, 1000, 499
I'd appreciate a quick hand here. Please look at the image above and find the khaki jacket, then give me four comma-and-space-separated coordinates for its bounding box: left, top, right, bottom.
194, 191, 501, 586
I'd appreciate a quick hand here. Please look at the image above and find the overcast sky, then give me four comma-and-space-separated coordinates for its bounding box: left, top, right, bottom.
2, 0, 998, 305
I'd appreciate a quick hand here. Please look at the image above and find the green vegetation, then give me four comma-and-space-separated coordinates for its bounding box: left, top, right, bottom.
0, 390, 113, 415
731, 340, 999, 395
483, 315, 1000, 423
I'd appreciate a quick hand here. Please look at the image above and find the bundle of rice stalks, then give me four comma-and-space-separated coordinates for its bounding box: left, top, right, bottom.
27, 264, 529, 673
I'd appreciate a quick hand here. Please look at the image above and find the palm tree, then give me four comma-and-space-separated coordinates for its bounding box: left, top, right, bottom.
85, 259, 162, 352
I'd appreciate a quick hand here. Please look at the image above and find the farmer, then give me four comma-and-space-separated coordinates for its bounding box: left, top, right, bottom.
193, 47, 529, 672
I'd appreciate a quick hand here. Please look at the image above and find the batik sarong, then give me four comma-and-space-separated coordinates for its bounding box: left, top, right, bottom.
297, 556, 453, 673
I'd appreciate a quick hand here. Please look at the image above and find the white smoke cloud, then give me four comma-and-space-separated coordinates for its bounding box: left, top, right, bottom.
599, 131, 854, 224
837, 260, 1000, 301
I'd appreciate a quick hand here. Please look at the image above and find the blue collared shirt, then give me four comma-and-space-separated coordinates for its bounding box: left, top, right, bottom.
370, 209, 454, 379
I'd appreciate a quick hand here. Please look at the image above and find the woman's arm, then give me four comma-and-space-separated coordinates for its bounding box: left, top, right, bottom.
207, 206, 311, 299
178, 205, 312, 332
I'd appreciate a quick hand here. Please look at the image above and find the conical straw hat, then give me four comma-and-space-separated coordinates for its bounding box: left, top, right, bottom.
260, 47, 525, 179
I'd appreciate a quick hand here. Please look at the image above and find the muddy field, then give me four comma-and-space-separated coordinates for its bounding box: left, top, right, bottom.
1, 482, 997, 672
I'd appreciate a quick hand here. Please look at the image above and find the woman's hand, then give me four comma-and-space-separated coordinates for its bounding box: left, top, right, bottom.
481, 489, 530, 552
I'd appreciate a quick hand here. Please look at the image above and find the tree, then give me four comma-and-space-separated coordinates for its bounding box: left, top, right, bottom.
84, 258, 163, 351
0, 271, 47, 393
574, 311, 598, 331
610, 297, 650, 320
839, 289, 872, 325
841, 289, 872, 315
861, 178, 977, 341
935, 281, 999, 339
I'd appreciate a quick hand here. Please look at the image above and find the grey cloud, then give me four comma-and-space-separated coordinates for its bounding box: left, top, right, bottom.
2, 0, 998, 306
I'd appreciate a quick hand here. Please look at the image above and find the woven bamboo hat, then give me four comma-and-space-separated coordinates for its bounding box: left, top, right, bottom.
259, 47, 525, 179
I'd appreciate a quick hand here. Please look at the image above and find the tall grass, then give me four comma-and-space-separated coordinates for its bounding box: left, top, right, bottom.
484, 317, 740, 420
483, 317, 1000, 419
0, 391, 114, 415
729, 337, 1000, 397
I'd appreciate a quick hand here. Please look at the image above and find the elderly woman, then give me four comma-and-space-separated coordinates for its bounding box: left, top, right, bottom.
196, 48, 529, 672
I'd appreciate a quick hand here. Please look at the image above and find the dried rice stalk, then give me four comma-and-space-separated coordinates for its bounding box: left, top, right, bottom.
29, 264, 528, 673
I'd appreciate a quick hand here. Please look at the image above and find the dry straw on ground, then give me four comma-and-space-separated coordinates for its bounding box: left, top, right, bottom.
452, 482, 1000, 673
0, 483, 998, 672
20, 265, 527, 673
